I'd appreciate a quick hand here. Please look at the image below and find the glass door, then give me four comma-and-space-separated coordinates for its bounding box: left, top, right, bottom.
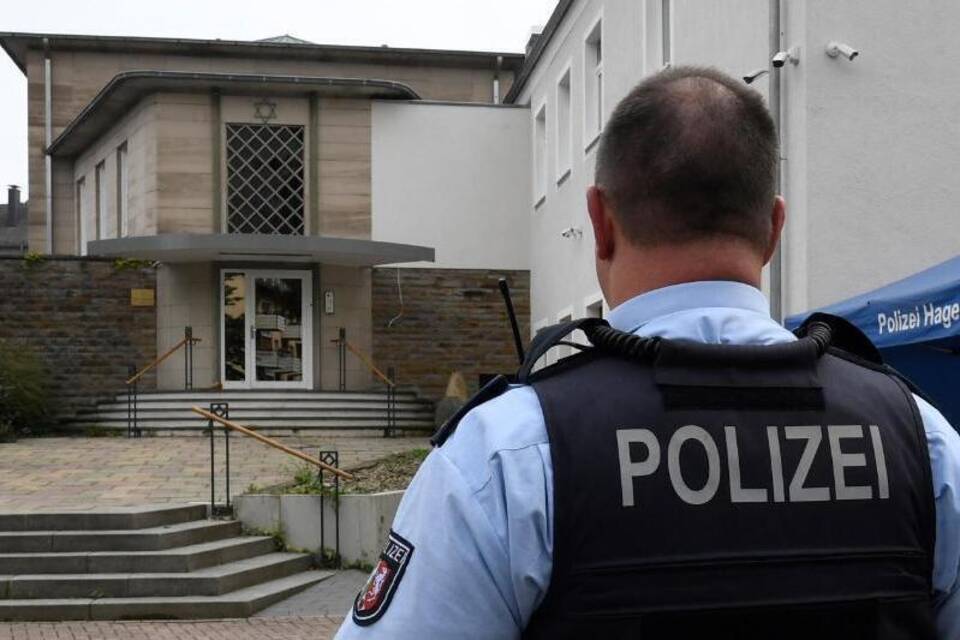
221, 269, 313, 389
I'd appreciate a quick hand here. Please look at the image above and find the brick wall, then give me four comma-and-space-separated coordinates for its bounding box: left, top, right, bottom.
0, 256, 157, 422
372, 268, 530, 401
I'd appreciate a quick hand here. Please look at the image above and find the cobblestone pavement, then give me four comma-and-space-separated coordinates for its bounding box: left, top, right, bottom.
0, 616, 345, 639
0, 435, 429, 511
257, 569, 367, 618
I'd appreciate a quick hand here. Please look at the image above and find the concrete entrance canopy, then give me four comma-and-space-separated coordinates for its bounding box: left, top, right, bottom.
46, 71, 422, 158
88, 233, 434, 266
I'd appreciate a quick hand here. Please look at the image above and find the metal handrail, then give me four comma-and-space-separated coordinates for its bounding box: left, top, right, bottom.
126, 326, 200, 438
330, 329, 398, 437
344, 340, 395, 387
126, 334, 201, 386
196, 402, 345, 566
191, 406, 354, 480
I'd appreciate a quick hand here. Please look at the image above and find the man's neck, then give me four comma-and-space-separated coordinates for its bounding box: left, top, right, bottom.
604, 238, 764, 309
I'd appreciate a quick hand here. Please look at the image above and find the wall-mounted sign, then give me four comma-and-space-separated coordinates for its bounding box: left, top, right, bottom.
131, 288, 155, 307
324, 290, 335, 315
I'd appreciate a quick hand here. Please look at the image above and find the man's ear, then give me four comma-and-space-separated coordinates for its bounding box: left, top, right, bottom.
587, 186, 615, 261
762, 195, 786, 265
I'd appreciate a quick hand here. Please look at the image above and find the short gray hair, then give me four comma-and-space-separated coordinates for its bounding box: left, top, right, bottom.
595, 66, 778, 250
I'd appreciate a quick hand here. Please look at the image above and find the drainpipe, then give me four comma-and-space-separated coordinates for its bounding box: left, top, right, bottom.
493, 55, 503, 104
768, 0, 784, 323
43, 38, 53, 254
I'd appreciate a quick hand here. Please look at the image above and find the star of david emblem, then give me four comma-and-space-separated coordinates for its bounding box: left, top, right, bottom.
253, 98, 277, 124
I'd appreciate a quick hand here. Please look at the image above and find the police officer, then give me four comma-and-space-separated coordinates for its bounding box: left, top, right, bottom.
335, 66, 960, 639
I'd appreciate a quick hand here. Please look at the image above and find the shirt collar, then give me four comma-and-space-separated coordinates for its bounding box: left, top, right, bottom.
607, 281, 772, 333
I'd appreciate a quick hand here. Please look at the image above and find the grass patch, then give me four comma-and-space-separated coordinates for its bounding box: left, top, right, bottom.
265, 448, 431, 497
83, 425, 121, 438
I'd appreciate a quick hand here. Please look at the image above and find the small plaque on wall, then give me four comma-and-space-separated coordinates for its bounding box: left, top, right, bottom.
131, 288, 155, 307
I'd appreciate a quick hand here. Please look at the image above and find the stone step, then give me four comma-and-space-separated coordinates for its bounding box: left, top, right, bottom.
65, 417, 434, 431
114, 390, 424, 403
88, 400, 431, 413
0, 536, 275, 574
0, 504, 207, 533
0, 569, 333, 621
1, 552, 312, 599
0, 520, 241, 553
76, 407, 434, 420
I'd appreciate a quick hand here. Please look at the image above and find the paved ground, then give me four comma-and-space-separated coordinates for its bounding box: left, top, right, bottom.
0, 617, 345, 639
256, 570, 367, 619
0, 571, 368, 639
0, 435, 429, 510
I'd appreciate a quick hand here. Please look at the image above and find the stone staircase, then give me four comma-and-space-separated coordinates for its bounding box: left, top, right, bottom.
67, 389, 435, 435
0, 504, 331, 621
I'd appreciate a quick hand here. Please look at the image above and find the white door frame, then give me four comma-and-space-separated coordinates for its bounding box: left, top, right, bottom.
220, 268, 314, 390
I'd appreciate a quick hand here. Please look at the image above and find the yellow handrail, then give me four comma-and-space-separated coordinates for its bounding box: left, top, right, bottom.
344, 340, 395, 388
191, 406, 354, 481
126, 336, 201, 386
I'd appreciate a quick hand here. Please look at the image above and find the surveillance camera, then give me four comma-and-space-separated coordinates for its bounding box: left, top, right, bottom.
771, 51, 789, 68
742, 68, 769, 85
826, 41, 859, 61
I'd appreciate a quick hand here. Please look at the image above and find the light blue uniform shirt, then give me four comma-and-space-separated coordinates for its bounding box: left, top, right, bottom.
337, 281, 960, 639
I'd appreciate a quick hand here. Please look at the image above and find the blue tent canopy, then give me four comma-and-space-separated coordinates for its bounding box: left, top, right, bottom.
785, 255, 960, 349
786, 255, 960, 427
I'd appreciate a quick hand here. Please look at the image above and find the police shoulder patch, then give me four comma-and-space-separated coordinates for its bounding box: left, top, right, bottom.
352, 529, 414, 626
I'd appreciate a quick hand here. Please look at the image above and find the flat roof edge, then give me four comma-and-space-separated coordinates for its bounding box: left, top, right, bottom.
0, 31, 526, 72
87, 233, 436, 266
504, 0, 577, 104
48, 71, 424, 157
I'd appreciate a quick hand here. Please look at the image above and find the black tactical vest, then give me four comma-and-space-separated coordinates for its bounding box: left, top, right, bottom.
434, 315, 937, 640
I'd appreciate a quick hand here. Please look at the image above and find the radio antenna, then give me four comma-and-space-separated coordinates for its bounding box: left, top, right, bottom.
498, 278, 525, 365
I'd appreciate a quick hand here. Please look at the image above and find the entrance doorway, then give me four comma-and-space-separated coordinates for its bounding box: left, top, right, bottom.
221, 269, 313, 389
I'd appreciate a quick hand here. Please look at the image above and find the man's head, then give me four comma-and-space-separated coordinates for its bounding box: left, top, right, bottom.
587, 66, 784, 305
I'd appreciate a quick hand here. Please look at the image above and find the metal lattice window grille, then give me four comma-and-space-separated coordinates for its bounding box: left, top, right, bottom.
226, 124, 306, 235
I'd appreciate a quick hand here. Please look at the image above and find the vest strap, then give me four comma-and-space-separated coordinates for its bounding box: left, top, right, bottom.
517, 318, 609, 383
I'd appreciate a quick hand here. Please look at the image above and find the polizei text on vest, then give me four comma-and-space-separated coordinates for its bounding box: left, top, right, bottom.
617, 425, 889, 507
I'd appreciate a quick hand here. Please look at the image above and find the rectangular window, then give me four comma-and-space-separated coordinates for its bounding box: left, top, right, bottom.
116, 142, 129, 237
556, 67, 572, 183
584, 17, 604, 149
585, 299, 604, 320
532, 318, 550, 371
95, 161, 108, 240
76, 178, 87, 256
662, 0, 672, 67
556, 311, 574, 361
226, 123, 305, 235
533, 103, 548, 207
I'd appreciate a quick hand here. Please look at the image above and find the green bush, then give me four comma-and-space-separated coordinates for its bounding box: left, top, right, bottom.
0, 341, 51, 437
0, 419, 14, 443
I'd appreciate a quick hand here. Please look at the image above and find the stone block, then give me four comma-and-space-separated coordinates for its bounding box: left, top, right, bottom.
237, 491, 403, 566
235, 495, 281, 535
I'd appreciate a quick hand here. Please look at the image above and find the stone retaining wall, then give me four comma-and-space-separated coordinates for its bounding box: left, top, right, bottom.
0, 256, 157, 422
372, 268, 530, 400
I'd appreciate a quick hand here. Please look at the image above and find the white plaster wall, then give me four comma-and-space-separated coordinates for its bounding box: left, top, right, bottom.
371, 101, 530, 270
516, 0, 769, 333
519, 0, 960, 325
782, 0, 960, 313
